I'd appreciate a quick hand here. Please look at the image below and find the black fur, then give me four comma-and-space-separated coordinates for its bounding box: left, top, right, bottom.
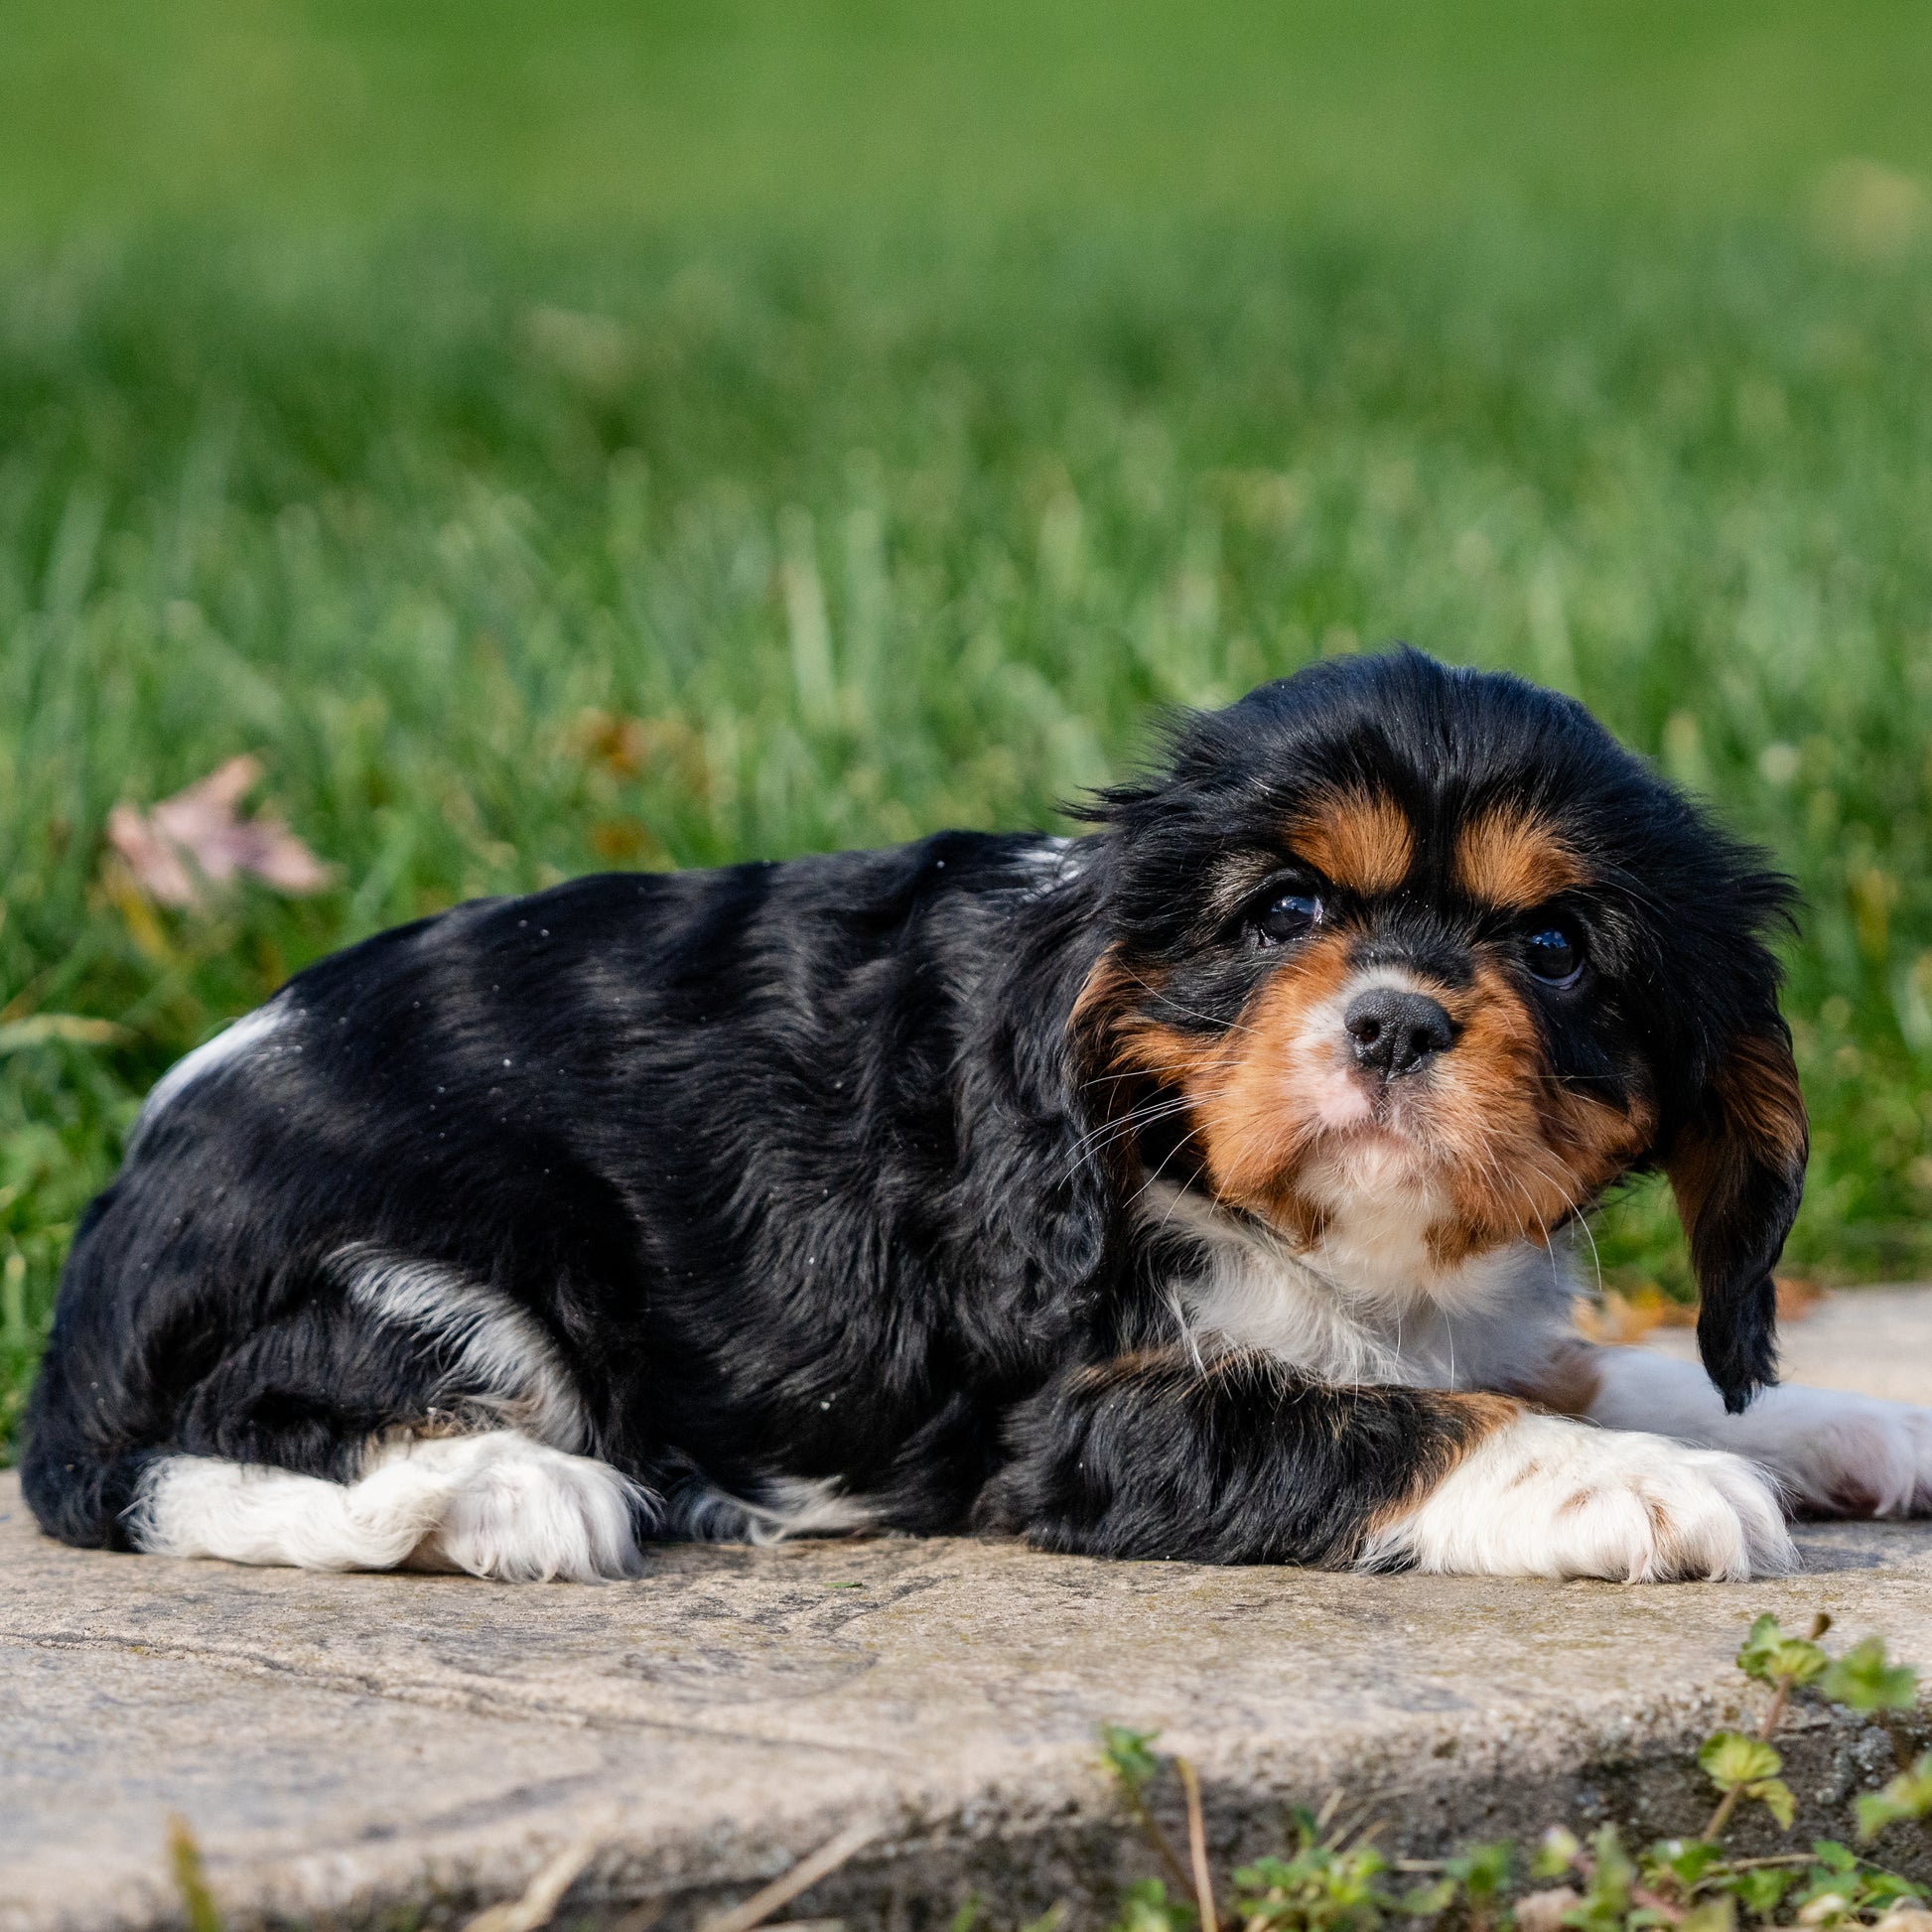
22, 650, 1804, 1562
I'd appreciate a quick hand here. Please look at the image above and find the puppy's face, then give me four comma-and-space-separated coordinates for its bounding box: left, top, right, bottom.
1077, 653, 1806, 1408
1091, 785, 1653, 1272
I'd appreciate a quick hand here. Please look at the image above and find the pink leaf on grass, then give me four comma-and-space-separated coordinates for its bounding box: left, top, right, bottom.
106, 757, 335, 910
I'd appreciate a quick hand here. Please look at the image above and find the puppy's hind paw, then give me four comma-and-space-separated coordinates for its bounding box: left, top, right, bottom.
374, 1433, 651, 1583
131, 1430, 652, 1581
1748, 1391, 1932, 1521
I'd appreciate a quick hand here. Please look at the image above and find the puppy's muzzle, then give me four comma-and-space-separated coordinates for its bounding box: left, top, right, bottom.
1344, 988, 1455, 1080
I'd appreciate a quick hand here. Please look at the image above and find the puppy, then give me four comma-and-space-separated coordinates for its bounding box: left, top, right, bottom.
24, 650, 1931, 1584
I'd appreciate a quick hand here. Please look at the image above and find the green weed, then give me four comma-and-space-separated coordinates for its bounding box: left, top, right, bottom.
1095, 1614, 1932, 1932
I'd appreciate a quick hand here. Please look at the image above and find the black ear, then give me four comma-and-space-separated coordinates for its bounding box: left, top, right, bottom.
1665, 1022, 1808, 1413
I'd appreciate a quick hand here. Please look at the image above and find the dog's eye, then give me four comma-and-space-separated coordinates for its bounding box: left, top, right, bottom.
1524, 925, 1584, 986
1257, 892, 1324, 945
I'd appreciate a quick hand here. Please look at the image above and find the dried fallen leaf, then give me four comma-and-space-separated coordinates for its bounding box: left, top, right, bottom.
1574, 1288, 1676, 1345
574, 708, 648, 777
1872, 1904, 1932, 1932
1513, 1888, 1582, 1932
1776, 1277, 1827, 1322
571, 708, 710, 794
1576, 1278, 1826, 1345
588, 818, 670, 868
106, 757, 334, 910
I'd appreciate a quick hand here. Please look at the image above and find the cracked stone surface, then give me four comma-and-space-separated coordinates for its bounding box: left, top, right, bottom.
5, 1290, 1932, 1932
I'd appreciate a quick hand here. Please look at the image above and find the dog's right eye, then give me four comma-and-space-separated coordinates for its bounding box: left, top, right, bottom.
1257, 892, 1323, 944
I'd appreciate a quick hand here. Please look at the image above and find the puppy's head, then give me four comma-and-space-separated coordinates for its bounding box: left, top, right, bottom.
1074, 649, 1804, 1411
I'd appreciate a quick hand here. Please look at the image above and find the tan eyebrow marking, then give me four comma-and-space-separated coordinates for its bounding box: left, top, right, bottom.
1453, 805, 1590, 909
1286, 788, 1413, 896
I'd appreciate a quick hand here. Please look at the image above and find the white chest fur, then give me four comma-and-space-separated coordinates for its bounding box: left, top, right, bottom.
1144, 1180, 1576, 1390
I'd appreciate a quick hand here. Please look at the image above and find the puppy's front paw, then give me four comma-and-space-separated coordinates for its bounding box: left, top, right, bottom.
1360, 1412, 1796, 1582
1741, 1389, 1932, 1520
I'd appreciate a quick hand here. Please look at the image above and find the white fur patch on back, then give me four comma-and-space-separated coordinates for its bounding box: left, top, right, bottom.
129, 1431, 649, 1582
680, 1473, 875, 1545
1012, 835, 1085, 897
125, 998, 293, 1153
1360, 1410, 1795, 1582
337, 1246, 589, 1451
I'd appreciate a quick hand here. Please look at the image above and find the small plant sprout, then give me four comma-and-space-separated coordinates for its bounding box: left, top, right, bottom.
1700, 1733, 1797, 1837
1738, 1615, 1834, 1695
1858, 1757, 1932, 1844
1114, 1879, 1196, 1932
1020, 1906, 1071, 1932
1229, 1809, 1398, 1932
1093, 1612, 1932, 1932
1102, 1725, 1199, 1901
1102, 1725, 1169, 1800
1441, 1844, 1512, 1932
1701, 1615, 1835, 1843
1533, 1828, 1585, 1880
1821, 1641, 1919, 1720
167, 1816, 224, 1932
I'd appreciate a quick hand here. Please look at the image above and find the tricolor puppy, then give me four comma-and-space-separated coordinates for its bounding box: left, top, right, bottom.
25, 651, 1932, 1583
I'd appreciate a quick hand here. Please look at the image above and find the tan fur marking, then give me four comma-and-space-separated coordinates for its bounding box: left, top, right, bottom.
1108, 931, 1360, 1236
1288, 789, 1414, 897
1068, 947, 1208, 1153
1361, 1393, 1523, 1539
1717, 1034, 1809, 1173
1666, 1030, 1807, 1249
1813, 1475, 1882, 1521
1454, 806, 1590, 910
1425, 1219, 1489, 1270
1070, 945, 1138, 1041
1506, 1339, 1603, 1418
1065, 1347, 1183, 1396
1423, 959, 1654, 1262
1644, 1494, 1682, 1571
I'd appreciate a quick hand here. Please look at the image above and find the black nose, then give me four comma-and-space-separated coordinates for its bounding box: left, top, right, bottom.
1345, 988, 1455, 1079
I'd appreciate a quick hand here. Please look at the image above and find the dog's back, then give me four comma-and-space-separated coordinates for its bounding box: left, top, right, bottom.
23, 834, 1092, 1566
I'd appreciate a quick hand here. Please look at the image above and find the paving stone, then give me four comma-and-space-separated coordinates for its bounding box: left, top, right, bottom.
5, 1291, 1932, 1932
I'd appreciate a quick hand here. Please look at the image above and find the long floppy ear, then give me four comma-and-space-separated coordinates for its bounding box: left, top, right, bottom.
1665, 1023, 1808, 1413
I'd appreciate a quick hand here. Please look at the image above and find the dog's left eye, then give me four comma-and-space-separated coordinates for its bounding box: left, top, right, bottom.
1257, 892, 1324, 944
1524, 925, 1584, 986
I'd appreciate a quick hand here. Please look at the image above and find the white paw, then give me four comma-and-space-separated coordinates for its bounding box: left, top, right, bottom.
133, 1432, 650, 1581
1733, 1389, 1932, 1520
1361, 1412, 1797, 1582
373, 1434, 648, 1583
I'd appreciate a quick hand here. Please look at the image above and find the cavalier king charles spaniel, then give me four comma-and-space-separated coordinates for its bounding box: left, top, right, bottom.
26, 650, 1932, 1583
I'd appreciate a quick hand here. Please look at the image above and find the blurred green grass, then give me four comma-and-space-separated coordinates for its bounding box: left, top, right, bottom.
4, 3, 1932, 1451
6, 0, 1932, 234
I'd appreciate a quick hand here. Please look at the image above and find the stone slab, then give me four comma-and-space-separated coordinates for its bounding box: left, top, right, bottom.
5, 1291, 1932, 1932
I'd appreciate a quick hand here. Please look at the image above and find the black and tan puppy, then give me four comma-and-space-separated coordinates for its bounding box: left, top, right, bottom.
25, 650, 1930, 1582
